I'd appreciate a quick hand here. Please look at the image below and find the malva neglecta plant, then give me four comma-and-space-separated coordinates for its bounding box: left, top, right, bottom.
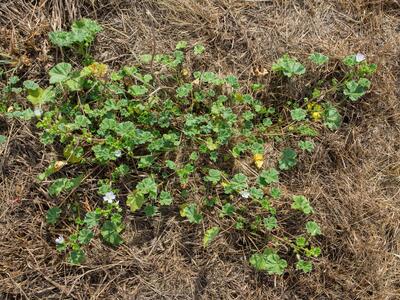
0, 19, 376, 273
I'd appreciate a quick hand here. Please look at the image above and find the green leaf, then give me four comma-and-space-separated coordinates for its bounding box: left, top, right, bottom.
298, 140, 314, 152
272, 54, 306, 77
129, 85, 148, 96
48, 176, 82, 197
140, 54, 153, 64
249, 187, 264, 200
144, 205, 158, 217
296, 260, 313, 273
251, 83, 264, 91
63, 144, 84, 164
296, 124, 319, 137
343, 78, 371, 101
126, 191, 146, 212
165, 160, 176, 170
176, 40, 188, 50
249, 252, 287, 275
101, 221, 123, 245
296, 236, 308, 248
292, 195, 314, 215
279, 148, 297, 170
308, 52, 329, 65
176, 83, 192, 98
258, 168, 279, 186
68, 249, 85, 265
359, 63, 377, 76
65, 74, 85, 91
194, 44, 205, 55
136, 177, 158, 199
323, 103, 342, 130
189, 152, 199, 161
342, 54, 358, 67
180, 203, 203, 224
159, 191, 173, 206
92, 144, 117, 163
46, 207, 61, 225
70, 18, 102, 44
56, 240, 67, 252
74, 115, 91, 128
49, 62, 72, 84
49, 31, 75, 47
0, 135, 6, 144
204, 169, 222, 185
83, 211, 100, 229
249, 253, 267, 270
305, 221, 321, 236
225, 75, 240, 89
27, 87, 55, 106
203, 227, 220, 247
270, 187, 282, 199
116, 121, 136, 138
263, 216, 277, 231
138, 156, 155, 169
306, 246, 321, 258
78, 228, 94, 244
290, 108, 307, 121
23, 80, 39, 91
220, 203, 235, 217
224, 173, 248, 194
205, 137, 219, 151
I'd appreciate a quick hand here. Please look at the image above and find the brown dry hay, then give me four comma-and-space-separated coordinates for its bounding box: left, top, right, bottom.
1, 0, 400, 299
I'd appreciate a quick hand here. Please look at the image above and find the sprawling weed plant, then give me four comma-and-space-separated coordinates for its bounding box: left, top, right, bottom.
0, 19, 376, 274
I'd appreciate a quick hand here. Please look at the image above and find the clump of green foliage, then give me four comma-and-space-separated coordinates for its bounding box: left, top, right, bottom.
0, 19, 376, 273
49, 18, 102, 63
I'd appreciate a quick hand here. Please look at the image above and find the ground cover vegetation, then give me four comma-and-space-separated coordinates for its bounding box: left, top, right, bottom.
1, 19, 376, 275
1, 1, 399, 299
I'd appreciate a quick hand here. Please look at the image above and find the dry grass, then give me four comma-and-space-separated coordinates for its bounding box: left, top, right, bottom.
1, 0, 400, 299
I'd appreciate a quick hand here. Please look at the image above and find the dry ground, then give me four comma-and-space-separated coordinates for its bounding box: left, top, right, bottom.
1, 0, 400, 299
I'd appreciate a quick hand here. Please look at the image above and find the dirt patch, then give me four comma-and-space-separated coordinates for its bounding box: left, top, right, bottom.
1, 0, 400, 299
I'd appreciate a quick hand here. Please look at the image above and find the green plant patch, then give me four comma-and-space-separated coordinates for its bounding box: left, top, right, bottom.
0, 21, 377, 275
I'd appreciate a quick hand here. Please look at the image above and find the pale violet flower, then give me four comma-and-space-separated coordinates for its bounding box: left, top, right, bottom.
240, 190, 250, 199
114, 150, 122, 158
355, 53, 365, 62
34, 107, 43, 117
103, 191, 116, 204
55, 236, 65, 245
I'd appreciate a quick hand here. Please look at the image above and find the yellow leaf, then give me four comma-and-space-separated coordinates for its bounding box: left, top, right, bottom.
311, 111, 322, 121
253, 153, 264, 169
54, 161, 67, 171
255, 160, 264, 169
306, 102, 315, 111
307, 102, 323, 122
86, 62, 108, 78
181, 68, 190, 77
253, 153, 263, 161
